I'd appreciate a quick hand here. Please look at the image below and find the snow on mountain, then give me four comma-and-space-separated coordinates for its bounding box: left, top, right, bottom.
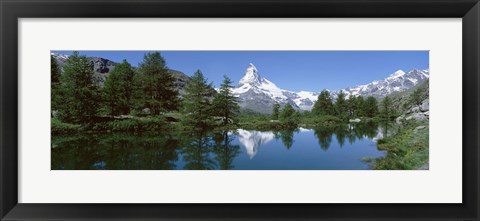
331, 69, 430, 99
231, 64, 429, 114
231, 63, 317, 114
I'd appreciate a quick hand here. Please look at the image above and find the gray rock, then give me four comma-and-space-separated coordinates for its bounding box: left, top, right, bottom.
414, 125, 426, 133
396, 115, 405, 124
407, 112, 427, 121
409, 106, 420, 113
420, 99, 429, 112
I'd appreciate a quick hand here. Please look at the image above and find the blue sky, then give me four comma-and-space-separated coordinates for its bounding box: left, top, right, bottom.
52, 50, 429, 91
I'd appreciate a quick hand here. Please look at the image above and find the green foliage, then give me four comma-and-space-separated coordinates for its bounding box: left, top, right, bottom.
312, 90, 334, 116
409, 87, 423, 106
271, 102, 280, 120
182, 70, 215, 130
212, 75, 240, 125
103, 60, 135, 115
51, 55, 62, 112
51, 118, 81, 135
101, 117, 166, 132
347, 95, 365, 118
380, 96, 395, 119
373, 121, 429, 170
56, 51, 100, 124
334, 90, 348, 120
363, 96, 379, 118
134, 52, 179, 115
279, 103, 299, 127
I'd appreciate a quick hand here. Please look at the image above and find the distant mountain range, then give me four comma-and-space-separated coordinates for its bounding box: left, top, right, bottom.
231, 63, 429, 114
51, 53, 429, 114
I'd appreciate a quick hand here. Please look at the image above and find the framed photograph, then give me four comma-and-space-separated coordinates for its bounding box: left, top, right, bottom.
1, 0, 479, 220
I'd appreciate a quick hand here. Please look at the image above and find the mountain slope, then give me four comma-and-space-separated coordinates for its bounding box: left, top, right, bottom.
331, 69, 430, 99
231, 64, 429, 114
51, 53, 190, 93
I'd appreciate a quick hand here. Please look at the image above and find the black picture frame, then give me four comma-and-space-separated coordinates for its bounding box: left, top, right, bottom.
1, 0, 479, 220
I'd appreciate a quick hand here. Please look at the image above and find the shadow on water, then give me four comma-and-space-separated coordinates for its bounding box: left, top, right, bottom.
52, 121, 389, 170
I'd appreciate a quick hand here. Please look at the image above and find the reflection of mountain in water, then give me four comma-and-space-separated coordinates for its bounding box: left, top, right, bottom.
237, 129, 275, 159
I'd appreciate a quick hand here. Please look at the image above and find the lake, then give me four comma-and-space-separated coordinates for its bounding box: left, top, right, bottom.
52, 122, 388, 170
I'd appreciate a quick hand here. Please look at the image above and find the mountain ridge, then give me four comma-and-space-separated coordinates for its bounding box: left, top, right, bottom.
52, 53, 429, 114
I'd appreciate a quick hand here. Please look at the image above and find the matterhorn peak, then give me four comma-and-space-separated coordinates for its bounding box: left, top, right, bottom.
239, 63, 262, 86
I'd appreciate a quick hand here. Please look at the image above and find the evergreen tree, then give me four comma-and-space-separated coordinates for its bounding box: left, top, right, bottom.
57, 51, 100, 124
312, 90, 334, 116
280, 103, 299, 126
347, 95, 360, 118
363, 96, 379, 118
355, 96, 365, 117
182, 70, 215, 130
103, 60, 135, 116
212, 75, 240, 125
409, 87, 423, 106
51, 55, 61, 85
134, 52, 179, 115
334, 90, 348, 120
51, 55, 61, 112
271, 102, 280, 120
380, 95, 395, 119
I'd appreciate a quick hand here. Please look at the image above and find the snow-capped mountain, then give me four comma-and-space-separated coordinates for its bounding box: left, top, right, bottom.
330, 69, 430, 99
231, 63, 319, 114
231, 63, 429, 114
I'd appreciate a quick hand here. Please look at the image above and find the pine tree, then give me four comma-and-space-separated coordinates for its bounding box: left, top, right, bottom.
212, 75, 240, 125
134, 52, 179, 115
103, 60, 135, 116
57, 51, 100, 124
182, 70, 215, 130
380, 95, 395, 119
51, 55, 61, 85
355, 96, 365, 117
410, 87, 423, 106
347, 95, 357, 118
280, 103, 299, 126
271, 102, 280, 120
363, 96, 379, 118
312, 90, 334, 116
334, 90, 348, 120
51, 55, 61, 112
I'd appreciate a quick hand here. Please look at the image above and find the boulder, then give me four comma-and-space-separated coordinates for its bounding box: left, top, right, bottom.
420, 99, 429, 112
409, 106, 420, 113
414, 125, 426, 133
406, 112, 427, 121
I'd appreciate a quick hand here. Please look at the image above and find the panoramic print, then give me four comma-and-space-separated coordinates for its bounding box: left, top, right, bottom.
51, 51, 429, 170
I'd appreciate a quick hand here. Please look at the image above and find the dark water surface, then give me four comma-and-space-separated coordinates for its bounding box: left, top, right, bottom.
52, 122, 387, 170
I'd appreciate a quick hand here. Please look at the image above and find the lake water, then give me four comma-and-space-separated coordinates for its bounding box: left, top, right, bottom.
52, 122, 387, 170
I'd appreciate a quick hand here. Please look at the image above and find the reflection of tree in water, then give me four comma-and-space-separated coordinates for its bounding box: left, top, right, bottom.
334, 125, 348, 147
52, 136, 101, 170
313, 121, 379, 150
378, 120, 394, 138
279, 129, 296, 149
51, 134, 180, 170
100, 135, 179, 170
213, 130, 240, 170
313, 127, 333, 151
180, 130, 217, 170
